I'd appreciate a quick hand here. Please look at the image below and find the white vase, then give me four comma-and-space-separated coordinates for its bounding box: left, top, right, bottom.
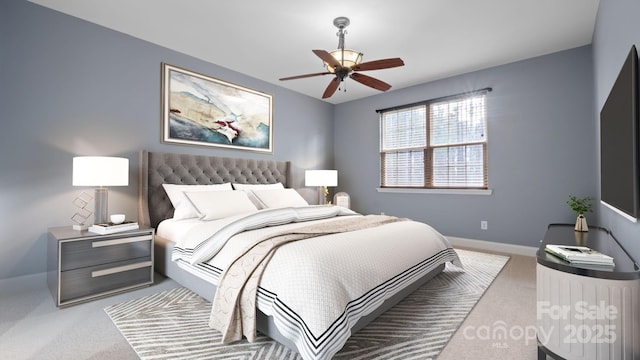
574, 214, 588, 232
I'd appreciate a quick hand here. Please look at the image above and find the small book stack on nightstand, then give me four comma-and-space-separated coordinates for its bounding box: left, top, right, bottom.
88, 220, 139, 235
47, 226, 154, 307
544, 244, 614, 266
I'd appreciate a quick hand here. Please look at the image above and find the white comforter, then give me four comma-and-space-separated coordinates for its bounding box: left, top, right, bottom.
171, 206, 461, 360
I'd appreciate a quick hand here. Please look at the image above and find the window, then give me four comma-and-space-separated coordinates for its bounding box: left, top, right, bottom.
380, 90, 489, 189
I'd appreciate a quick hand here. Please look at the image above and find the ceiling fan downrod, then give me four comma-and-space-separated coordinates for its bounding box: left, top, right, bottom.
334, 16, 350, 50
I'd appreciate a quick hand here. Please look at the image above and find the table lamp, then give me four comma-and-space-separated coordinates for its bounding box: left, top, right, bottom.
305, 170, 338, 205
72, 156, 129, 227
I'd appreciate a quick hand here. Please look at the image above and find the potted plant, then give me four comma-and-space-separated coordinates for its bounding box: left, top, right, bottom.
567, 195, 593, 232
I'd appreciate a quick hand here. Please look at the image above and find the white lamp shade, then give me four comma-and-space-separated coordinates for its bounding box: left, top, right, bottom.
305, 170, 338, 187
73, 156, 129, 187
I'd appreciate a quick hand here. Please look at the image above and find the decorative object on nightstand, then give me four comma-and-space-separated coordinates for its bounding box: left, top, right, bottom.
72, 156, 129, 225
71, 191, 93, 230
110, 214, 125, 224
333, 192, 350, 209
305, 169, 338, 205
47, 226, 154, 307
567, 195, 593, 232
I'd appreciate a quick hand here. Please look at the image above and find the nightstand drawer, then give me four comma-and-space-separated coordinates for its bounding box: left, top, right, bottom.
60, 234, 152, 271
59, 258, 152, 303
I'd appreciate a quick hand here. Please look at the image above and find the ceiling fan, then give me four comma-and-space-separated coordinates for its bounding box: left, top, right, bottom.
279, 17, 405, 99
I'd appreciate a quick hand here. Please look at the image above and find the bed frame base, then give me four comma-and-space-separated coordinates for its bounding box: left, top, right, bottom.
155, 235, 444, 354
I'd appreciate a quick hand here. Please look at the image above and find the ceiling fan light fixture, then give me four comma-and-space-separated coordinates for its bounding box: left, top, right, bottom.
326, 49, 363, 73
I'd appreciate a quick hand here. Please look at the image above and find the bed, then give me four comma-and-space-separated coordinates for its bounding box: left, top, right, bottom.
138, 150, 461, 360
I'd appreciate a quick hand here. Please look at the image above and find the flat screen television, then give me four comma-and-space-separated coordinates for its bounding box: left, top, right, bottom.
600, 45, 639, 222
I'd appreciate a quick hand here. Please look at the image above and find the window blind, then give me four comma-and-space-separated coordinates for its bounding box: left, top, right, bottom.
380, 89, 489, 189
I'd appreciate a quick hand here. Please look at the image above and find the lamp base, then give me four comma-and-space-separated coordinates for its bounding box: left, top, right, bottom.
94, 187, 108, 224
317, 186, 329, 205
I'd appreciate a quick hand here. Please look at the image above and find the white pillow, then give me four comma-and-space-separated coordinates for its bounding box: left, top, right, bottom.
184, 190, 258, 220
232, 183, 285, 208
162, 183, 233, 220
232, 182, 284, 190
250, 188, 309, 209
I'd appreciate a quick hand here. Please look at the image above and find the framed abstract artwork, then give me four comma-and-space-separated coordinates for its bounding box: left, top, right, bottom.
161, 63, 273, 153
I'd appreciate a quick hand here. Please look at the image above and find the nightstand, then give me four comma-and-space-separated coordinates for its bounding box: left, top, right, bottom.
47, 226, 154, 307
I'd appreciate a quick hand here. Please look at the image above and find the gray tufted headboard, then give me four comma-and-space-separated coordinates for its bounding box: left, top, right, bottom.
138, 150, 291, 229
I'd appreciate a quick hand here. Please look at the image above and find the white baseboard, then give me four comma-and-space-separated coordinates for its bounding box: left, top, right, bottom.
447, 236, 538, 257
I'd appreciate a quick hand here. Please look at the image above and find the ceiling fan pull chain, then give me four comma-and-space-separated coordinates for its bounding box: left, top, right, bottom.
340, 80, 347, 93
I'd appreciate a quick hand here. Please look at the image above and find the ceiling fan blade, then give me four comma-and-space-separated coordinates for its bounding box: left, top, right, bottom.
349, 73, 392, 92
279, 72, 331, 81
313, 49, 342, 69
352, 58, 405, 71
322, 78, 341, 99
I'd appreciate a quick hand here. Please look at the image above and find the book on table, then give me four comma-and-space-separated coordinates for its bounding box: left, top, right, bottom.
544, 244, 614, 266
88, 221, 139, 235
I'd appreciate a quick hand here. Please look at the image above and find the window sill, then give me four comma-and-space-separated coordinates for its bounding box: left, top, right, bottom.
376, 188, 493, 195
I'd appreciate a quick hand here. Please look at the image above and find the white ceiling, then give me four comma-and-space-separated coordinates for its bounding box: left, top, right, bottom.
30, 0, 600, 104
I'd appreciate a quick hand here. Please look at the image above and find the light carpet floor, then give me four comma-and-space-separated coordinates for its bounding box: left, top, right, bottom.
105, 249, 508, 360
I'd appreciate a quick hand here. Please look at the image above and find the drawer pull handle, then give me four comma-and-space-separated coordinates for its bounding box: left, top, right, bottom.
92, 235, 152, 248
91, 261, 152, 277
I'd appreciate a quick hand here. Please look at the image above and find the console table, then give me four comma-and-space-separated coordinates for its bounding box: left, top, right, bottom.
536, 224, 640, 360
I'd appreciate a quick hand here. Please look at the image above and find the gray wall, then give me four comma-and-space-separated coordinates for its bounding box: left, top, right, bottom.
0, 0, 334, 279
334, 45, 597, 248
4, 0, 636, 280
592, 0, 640, 262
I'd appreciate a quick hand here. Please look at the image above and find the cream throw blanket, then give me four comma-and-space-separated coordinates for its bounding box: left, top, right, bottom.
209, 215, 406, 344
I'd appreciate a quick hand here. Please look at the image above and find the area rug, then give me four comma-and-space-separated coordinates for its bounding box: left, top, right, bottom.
105, 249, 508, 360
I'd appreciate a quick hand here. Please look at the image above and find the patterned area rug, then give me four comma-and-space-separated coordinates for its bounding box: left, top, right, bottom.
105, 249, 508, 360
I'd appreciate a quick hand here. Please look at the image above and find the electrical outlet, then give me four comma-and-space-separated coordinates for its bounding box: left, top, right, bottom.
481, 221, 488, 230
